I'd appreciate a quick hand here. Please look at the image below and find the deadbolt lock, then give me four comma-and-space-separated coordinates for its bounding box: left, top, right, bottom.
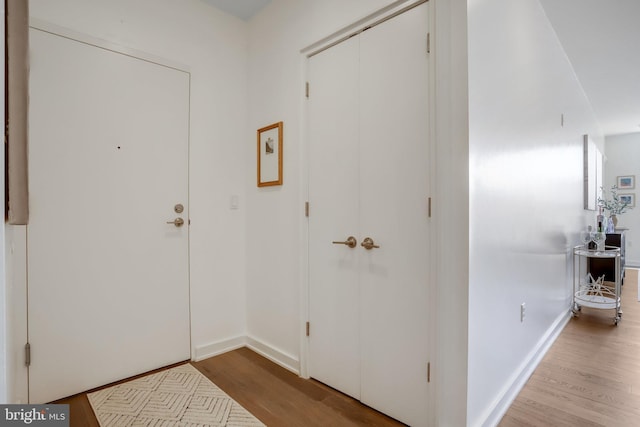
174, 204, 184, 214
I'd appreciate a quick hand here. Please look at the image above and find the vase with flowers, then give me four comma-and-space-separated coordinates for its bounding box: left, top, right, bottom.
598, 185, 632, 229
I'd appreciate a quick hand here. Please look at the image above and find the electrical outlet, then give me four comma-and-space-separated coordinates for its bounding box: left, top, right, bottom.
520, 303, 526, 322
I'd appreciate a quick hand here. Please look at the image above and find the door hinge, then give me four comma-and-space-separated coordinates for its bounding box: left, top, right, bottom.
25, 343, 31, 367
305, 82, 310, 99
427, 32, 431, 54
306, 322, 310, 337
305, 201, 310, 217
427, 361, 431, 382
428, 197, 432, 218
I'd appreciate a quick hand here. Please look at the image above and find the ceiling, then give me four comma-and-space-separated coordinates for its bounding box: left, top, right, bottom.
200, 0, 271, 21
200, 1, 638, 137
536, 1, 640, 136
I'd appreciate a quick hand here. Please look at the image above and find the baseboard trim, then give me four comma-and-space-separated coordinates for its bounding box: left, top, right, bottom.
246, 336, 300, 375
192, 335, 300, 376
192, 336, 247, 362
479, 310, 571, 427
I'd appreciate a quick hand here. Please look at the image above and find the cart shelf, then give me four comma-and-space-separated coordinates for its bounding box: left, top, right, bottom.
574, 293, 618, 310
572, 245, 621, 325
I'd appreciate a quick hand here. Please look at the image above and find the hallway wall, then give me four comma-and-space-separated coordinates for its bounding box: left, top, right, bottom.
467, 0, 603, 424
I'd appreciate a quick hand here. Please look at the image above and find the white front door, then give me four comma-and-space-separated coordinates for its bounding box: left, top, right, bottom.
27, 28, 191, 403
308, 3, 431, 426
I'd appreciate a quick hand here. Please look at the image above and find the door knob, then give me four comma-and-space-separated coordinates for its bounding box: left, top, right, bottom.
166, 218, 185, 227
361, 237, 380, 250
332, 236, 357, 248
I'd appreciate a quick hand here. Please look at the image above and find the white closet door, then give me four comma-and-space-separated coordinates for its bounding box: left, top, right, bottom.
307, 2, 431, 426
28, 29, 191, 403
359, 3, 431, 425
308, 35, 361, 400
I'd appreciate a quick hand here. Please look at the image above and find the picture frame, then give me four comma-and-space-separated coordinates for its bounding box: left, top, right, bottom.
583, 135, 602, 211
257, 121, 283, 187
616, 175, 635, 190
619, 193, 635, 207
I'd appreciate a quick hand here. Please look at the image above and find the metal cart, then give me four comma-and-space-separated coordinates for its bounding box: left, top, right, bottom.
572, 245, 621, 325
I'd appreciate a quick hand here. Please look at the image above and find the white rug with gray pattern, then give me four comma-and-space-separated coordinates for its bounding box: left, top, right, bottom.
87, 363, 265, 426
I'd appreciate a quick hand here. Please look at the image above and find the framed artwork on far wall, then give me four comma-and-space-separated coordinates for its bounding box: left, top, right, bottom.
617, 175, 635, 190
619, 193, 635, 207
583, 135, 601, 211
257, 121, 283, 187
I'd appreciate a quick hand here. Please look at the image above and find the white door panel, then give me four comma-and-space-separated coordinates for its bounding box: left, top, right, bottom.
308, 36, 361, 400
28, 29, 190, 403
308, 3, 430, 426
359, 4, 430, 424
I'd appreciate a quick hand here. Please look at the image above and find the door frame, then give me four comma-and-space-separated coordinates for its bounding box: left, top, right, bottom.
19, 18, 193, 402
298, 0, 438, 422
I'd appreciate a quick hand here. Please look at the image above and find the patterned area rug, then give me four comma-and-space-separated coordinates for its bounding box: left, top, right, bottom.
87, 363, 265, 426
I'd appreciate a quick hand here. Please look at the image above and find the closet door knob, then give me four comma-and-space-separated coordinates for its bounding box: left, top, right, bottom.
361, 237, 380, 250
332, 236, 357, 248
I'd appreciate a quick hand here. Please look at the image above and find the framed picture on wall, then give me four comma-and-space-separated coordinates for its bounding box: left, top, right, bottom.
616, 175, 635, 190
619, 193, 635, 207
257, 121, 283, 187
583, 135, 601, 211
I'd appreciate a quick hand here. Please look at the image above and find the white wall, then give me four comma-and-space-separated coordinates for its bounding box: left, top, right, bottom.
5, 0, 250, 401
604, 132, 640, 267
467, 0, 602, 425
431, 1, 469, 425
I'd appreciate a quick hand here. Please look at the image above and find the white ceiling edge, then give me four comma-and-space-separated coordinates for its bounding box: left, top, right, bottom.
200, 0, 271, 21
540, 0, 640, 137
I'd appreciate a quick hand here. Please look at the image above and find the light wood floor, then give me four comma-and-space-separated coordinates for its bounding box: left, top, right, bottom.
499, 268, 640, 427
56, 347, 404, 426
